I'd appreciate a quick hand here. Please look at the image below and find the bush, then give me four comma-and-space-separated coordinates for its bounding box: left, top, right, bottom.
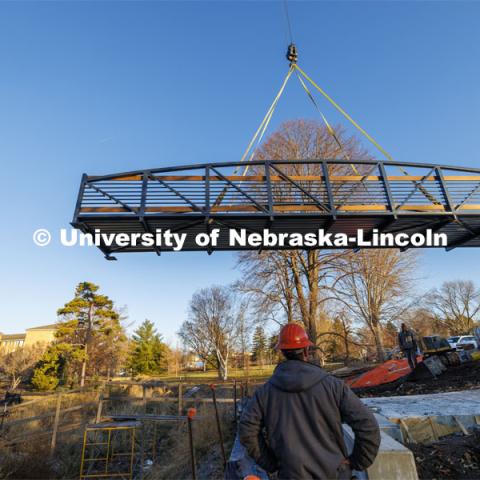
31, 368, 59, 391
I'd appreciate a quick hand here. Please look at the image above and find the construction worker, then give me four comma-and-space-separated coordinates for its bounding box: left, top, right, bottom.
398, 323, 418, 370
239, 323, 381, 479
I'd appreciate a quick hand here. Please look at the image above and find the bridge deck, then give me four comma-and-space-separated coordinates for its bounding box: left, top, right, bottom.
72, 160, 480, 256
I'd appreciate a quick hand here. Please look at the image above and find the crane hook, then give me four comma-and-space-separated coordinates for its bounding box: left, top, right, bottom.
286, 43, 298, 66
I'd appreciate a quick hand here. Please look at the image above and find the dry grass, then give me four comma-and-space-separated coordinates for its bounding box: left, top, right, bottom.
0, 385, 237, 480
0, 426, 86, 479
145, 403, 235, 480
0, 390, 99, 480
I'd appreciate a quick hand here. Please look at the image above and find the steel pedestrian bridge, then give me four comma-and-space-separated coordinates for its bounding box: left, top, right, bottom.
72, 160, 480, 258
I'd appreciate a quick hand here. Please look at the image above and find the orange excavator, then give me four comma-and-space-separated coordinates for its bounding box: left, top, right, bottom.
345, 335, 467, 390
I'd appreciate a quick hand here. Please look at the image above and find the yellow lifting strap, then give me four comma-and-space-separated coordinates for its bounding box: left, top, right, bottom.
238, 65, 295, 176
295, 70, 361, 176
215, 61, 439, 208
294, 64, 440, 204
212, 66, 294, 208
294, 64, 394, 163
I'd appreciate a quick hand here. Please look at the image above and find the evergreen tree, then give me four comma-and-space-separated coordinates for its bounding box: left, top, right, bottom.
128, 320, 168, 375
252, 326, 267, 364
32, 343, 83, 391
268, 333, 282, 364
32, 282, 126, 390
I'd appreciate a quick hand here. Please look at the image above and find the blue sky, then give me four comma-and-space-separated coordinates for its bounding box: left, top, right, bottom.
0, 1, 479, 342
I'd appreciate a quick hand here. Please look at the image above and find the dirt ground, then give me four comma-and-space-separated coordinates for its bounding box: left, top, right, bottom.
353, 361, 480, 397
410, 430, 480, 480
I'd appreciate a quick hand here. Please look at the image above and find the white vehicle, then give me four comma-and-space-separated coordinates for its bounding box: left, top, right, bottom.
448, 335, 479, 350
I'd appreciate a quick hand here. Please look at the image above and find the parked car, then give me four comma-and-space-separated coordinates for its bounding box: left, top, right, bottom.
447, 336, 460, 348
447, 335, 478, 350
457, 336, 479, 350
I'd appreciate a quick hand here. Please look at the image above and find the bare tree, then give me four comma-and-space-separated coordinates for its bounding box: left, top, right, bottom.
179, 286, 240, 380
178, 319, 213, 372
237, 120, 372, 363
334, 250, 418, 363
331, 309, 355, 364
427, 280, 480, 334
402, 307, 449, 338
166, 343, 185, 377
236, 251, 295, 324
0, 344, 44, 390
234, 301, 254, 373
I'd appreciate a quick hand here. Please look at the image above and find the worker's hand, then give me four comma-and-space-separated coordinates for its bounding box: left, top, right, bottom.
340, 458, 358, 479
338, 458, 354, 478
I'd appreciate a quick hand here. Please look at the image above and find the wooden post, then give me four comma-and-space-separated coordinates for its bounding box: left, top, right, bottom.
454, 416, 469, 436
399, 418, 414, 443
50, 393, 62, 456
178, 383, 183, 416
142, 384, 147, 413
139, 423, 145, 480
428, 417, 439, 441
95, 393, 104, 423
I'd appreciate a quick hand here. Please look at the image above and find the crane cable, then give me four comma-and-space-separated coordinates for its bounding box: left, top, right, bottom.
294, 71, 377, 198
211, 66, 294, 208
295, 71, 359, 173
295, 64, 393, 162
239, 65, 295, 176
282, 0, 294, 45
226, 61, 440, 206
283, 1, 438, 204
294, 64, 440, 204
214, 0, 439, 207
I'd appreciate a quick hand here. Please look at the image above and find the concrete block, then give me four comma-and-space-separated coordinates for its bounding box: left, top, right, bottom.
343, 425, 418, 480
367, 431, 418, 480
374, 413, 404, 443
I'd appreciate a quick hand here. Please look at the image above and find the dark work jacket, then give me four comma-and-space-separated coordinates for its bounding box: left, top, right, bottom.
398, 330, 417, 351
238, 360, 380, 480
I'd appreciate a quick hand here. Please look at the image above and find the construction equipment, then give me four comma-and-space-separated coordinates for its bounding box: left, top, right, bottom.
420, 335, 454, 359
286, 43, 298, 65
79, 421, 140, 480
419, 335, 464, 367
408, 335, 461, 380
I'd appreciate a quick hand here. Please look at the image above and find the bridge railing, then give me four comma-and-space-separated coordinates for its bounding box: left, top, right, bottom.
74, 160, 480, 219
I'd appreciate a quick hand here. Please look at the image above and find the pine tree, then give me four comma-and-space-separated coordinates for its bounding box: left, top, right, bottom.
252, 326, 267, 365
128, 320, 168, 375
32, 282, 126, 390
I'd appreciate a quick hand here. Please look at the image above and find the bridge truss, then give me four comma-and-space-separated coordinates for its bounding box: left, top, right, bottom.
72, 160, 480, 258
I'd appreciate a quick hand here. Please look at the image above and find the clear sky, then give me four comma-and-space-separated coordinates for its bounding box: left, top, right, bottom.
0, 1, 479, 342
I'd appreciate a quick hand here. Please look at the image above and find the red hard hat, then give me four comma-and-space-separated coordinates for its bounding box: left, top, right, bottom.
276, 323, 313, 350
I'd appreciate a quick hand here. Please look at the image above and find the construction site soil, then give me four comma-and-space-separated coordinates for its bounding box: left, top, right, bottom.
353, 361, 480, 397
410, 430, 480, 480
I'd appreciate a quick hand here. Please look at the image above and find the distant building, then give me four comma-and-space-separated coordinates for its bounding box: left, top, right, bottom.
0, 324, 57, 354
